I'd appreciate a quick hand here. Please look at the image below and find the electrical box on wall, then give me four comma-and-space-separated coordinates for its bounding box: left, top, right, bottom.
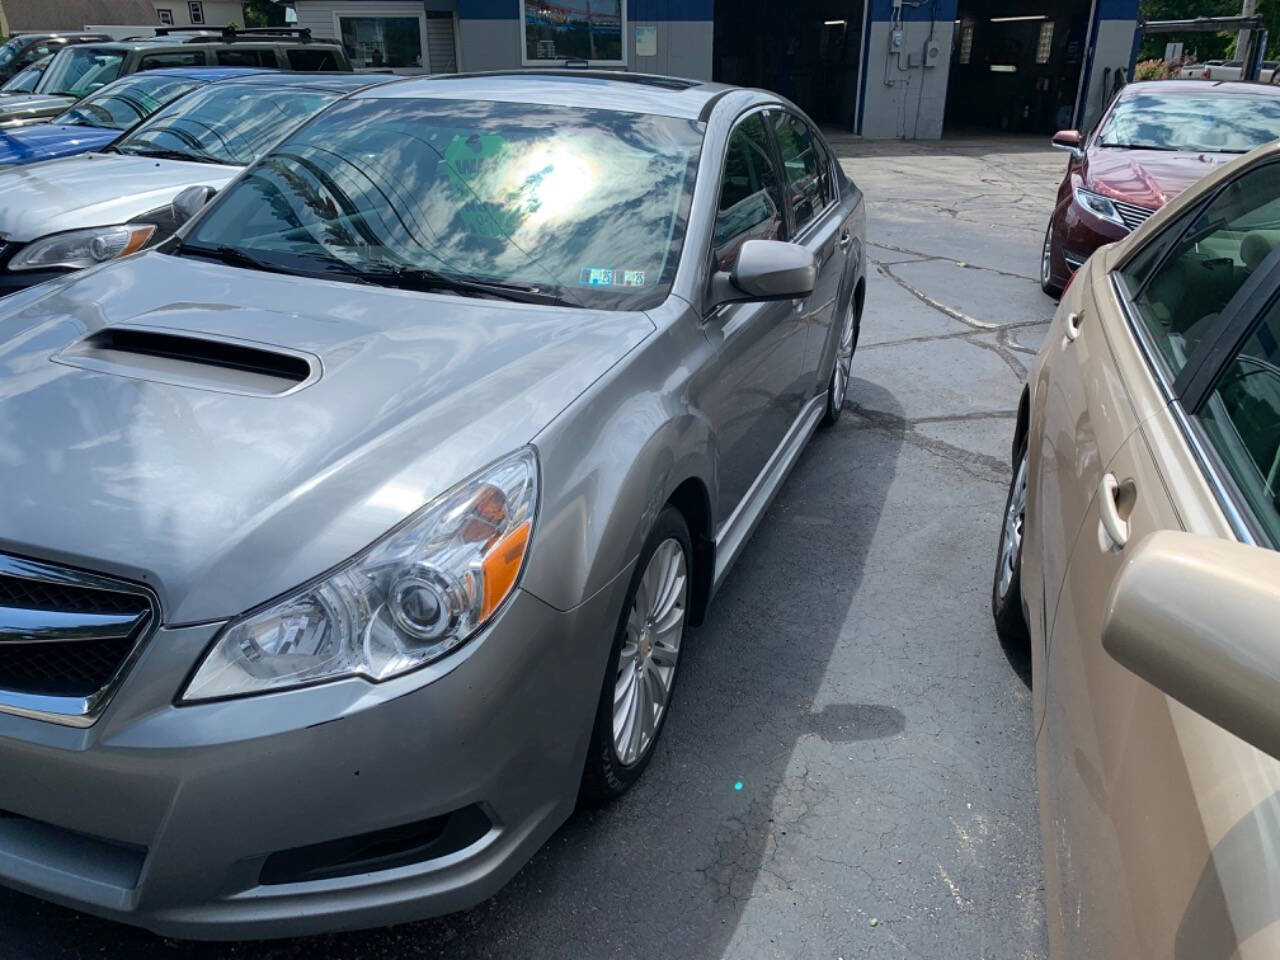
889, 29, 903, 52
924, 39, 942, 67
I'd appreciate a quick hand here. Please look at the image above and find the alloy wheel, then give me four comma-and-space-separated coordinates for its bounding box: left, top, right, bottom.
997, 454, 1028, 601
612, 538, 688, 766
1041, 226, 1053, 287
831, 300, 856, 412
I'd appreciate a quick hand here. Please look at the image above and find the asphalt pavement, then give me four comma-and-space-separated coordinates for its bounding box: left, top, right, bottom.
1, 134, 1067, 960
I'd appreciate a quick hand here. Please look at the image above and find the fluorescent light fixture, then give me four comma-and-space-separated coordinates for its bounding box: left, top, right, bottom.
990, 64, 1017, 72
824, 19, 847, 25
991, 14, 1048, 22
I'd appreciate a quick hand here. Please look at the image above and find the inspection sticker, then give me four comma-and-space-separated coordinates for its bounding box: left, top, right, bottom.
617, 270, 647, 287
579, 267, 614, 287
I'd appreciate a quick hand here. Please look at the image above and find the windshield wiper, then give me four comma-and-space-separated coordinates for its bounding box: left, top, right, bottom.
1097, 142, 1179, 151
175, 241, 384, 285
120, 146, 221, 164
361, 264, 580, 307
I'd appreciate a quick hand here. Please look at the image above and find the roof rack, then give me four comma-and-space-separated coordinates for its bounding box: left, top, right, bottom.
153, 26, 318, 44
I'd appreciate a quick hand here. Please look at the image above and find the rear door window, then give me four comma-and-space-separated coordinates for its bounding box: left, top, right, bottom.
1197, 294, 1280, 544
1121, 163, 1280, 376
216, 48, 279, 67
772, 112, 833, 232
712, 112, 786, 271
287, 47, 342, 71
137, 51, 207, 71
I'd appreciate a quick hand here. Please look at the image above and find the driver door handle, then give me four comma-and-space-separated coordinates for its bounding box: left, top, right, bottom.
1099, 473, 1130, 549
838, 231, 852, 251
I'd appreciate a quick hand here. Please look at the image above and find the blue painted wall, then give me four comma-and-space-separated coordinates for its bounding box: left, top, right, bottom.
866, 0, 958, 23
458, 0, 713, 20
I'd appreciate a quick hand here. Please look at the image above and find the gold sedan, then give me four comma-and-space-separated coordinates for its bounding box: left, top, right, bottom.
993, 139, 1280, 958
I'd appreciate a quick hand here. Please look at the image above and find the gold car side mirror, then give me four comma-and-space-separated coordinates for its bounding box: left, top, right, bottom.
1102, 530, 1280, 762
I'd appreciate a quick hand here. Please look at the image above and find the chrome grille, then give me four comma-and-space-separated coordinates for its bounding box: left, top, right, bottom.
1114, 200, 1157, 232
0, 555, 156, 726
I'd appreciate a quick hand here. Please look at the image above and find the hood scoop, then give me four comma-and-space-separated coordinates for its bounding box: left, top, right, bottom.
54, 326, 319, 397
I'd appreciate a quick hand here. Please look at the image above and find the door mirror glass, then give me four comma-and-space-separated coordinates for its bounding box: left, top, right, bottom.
1102, 530, 1280, 762
171, 184, 215, 225
710, 239, 817, 307
1051, 129, 1082, 155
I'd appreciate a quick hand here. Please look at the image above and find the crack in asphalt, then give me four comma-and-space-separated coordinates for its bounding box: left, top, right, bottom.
870, 241, 1040, 284
845, 404, 1013, 484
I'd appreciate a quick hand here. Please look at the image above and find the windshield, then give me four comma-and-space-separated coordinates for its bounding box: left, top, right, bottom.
183, 98, 703, 309
39, 47, 125, 97
1097, 91, 1280, 153
56, 74, 201, 130
0, 39, 23, 68
1, 57, 48, 93
117, 85, 336, 165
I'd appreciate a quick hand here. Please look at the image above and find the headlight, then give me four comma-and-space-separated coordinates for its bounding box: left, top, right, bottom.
8, 224, 157, 271
1073, 187, 1126, 228
182, 448, 539, 702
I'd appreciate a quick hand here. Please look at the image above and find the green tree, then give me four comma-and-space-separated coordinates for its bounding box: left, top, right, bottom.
1139, 0, 1280, 59
243, 0, 286, 28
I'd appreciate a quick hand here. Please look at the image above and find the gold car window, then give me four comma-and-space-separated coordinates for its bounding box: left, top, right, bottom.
1198, 299, 1280, 545
1123, 164, 1280, 376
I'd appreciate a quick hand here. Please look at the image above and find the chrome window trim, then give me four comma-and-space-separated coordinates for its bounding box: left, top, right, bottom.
0, 553, 160, 727
1110, 271, 1261, 546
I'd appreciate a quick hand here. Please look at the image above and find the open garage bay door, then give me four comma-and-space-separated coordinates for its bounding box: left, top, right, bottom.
713, 0, 864, 128
945, 0, 1094, 135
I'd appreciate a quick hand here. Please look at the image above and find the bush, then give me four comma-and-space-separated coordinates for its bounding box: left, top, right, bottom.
1135, 58, 1175, 81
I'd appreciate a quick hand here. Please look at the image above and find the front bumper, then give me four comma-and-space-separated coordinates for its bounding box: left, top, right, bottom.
0, 577, 628, 939
1049, 198, 1128, 289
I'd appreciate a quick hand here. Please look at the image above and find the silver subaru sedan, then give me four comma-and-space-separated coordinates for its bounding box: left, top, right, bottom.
0, 71, 866, 938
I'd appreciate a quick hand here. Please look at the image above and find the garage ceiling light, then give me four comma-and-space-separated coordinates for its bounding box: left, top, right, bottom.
990, 14, 1048, 22
824, 19, 847, 25
990, 64, 1017, 72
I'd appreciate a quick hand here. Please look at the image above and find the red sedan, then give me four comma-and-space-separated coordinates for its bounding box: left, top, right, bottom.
1041, 80, 1280, 296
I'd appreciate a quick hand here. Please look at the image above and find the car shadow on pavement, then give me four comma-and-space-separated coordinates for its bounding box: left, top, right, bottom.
0, 378, 906, 960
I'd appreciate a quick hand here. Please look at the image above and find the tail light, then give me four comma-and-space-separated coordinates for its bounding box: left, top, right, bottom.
1202, 67, 1211, 79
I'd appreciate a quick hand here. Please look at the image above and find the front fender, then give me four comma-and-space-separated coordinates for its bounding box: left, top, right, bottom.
523, 297, 716, 612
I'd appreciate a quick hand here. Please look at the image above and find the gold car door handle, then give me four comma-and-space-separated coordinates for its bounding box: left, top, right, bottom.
1064, 311, 1084, 343
1099, 473, 1131, 549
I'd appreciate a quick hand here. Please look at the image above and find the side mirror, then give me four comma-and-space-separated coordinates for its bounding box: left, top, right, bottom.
1102, 531, 1280, 762
1051, 129, 1083, 158
710, 239, 817, 309
171, 184, 215, 225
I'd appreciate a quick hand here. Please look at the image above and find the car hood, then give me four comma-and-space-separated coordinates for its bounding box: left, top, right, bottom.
0, 123, 118, 166
0, 153, 239, 241
0, 253, 654, 623
0, 93, 74, 125
1084, 147, 1237, 209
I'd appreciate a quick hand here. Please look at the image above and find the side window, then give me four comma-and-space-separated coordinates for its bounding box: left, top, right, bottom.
1197, 296, 1280, 544
138, 52, 206, 70
23, 44, 52, 65
773, 112, 833, 232
712, 112, 785, 271
216, 49, 277, 67
1121, 163, 1280, 375
287, 48, 341, 71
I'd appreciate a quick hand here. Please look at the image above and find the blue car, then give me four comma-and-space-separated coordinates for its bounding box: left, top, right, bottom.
0, 66, 266, 166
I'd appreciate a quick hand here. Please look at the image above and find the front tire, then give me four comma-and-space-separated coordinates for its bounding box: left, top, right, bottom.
580, 506, 692, 803
820, 295, 859, 427
992, 438, 1030, 645
1041, 223, 1063, 298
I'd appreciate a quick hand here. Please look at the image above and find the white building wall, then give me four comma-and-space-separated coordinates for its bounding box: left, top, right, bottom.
860, 19, 953, 140
153, 0, 244, 27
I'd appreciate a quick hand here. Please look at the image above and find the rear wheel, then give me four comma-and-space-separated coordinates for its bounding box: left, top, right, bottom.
580, 507, 691, 803
821, 295, 859, 427
992, 438, 1030, 645
1041, 223, 1063, 298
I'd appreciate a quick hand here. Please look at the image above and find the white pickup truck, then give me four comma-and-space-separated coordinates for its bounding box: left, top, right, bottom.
1179, 59, 1280, 83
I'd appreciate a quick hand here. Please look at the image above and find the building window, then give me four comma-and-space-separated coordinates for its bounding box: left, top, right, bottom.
187, 1, 204, 24
157, 8, 174, 24
1036, 21, 1055, 64
958, 20, 974, 65
522, 0, 625, 64
338, 15, 425, 69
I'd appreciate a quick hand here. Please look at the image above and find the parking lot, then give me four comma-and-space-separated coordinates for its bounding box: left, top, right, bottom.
1, 134, 1065, 960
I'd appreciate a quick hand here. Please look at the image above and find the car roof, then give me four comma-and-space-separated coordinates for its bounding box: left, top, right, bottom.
127, 66, 268, 81
354, 70, 736, 119
221, 72, 402, 93
1125, 79, 1280, 97
11, 32, 111, 41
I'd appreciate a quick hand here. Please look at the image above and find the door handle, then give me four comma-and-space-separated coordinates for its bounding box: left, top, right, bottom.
1064, 311, 1084, 343
1098, 473, 1130, 549
838, 231, 852, 251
